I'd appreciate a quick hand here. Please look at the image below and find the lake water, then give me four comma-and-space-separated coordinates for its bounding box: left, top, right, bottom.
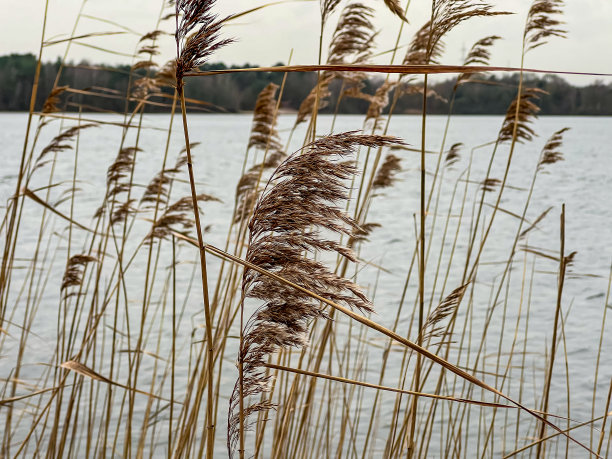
1, 112, 611, 457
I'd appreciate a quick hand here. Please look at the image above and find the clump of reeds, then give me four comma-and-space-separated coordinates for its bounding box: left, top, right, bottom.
3, 0, 610, 458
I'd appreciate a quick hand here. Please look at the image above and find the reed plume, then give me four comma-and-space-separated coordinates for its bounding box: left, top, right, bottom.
365, 81, 397, 130
294, 73, 334, 127
419, 284, 468, 345
148, 194, 218, 241
248, 83, 282, 152
106, 147, 139, 200
445, 142, 462, 167
518, 127, 568, 240
109, 200, 136, 226
524, 0, 566, 52
61, 254, 97, 295
320, 0, 341, 25
372, 153, 402, 190
33, 124, 97, 171
133, 30, 164, 72
498, 87, 545, 143
140, 144, 194, 209
175, 0, 233, 81
481, 177, 501, 193
227, 132, 404, 457
328, 3, 376, 66
235, 151, 286, 224
403, 1, 508, 66
140, 172, 173, 210
456, 35, 501, 86
383, 0, 408, 22
235, 83, 286, 222
296, 2, 378, 127
155, 60, 178, 88
538, 127, 569, 169
94, 146, 140, 219
42, 85, 68, 114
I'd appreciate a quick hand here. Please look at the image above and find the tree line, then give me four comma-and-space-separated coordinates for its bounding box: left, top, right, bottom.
1, 53, 611, 115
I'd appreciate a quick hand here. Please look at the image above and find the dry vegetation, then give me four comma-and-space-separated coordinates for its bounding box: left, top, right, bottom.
1, 0, 611, 458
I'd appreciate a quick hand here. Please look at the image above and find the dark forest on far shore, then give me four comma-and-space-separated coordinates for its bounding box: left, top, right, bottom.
2, 53, 611, 115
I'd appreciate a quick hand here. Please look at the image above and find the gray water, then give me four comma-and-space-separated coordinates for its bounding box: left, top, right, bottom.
1, 112, 611, 457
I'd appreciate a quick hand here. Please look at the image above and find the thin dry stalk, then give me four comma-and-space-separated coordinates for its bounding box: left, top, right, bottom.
175, 1, 233, 456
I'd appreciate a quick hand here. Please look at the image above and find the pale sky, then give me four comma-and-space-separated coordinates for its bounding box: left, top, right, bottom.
2, 0, 611, 86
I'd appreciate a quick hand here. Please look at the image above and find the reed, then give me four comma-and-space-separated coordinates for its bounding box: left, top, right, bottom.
1, 0, 610, 457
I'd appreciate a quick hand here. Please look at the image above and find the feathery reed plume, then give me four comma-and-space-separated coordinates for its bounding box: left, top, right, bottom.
320, 0, 341, 24
420, 284, 468, 345
139, 142, 198, 209
110, 200, 136, 226
42, 85, 69, 114
140, 172, 173, 209
235, 151, 286, 223
328, 3, 376, 66
517, 128, 567, 239
173, 142, 197, 171
481, 178, 501, 192
106, 147, 139, 197
524, 0, 566, 52
351, 222, 382, 243
403, 22, 442, 65
403, 1, 508, 66
132, 31, 164, 94
456, 35, 501, 86
365, 81, 397, 129
383, 0, 408, 22
248, 83, 282, 152
132, 77, 160, 100
498, 88, 545, 143
227, 132, 404, 457
61, 254, 97, 295
94, 146, 140, 219
155, 60, 178, 88
132, 60, 157, 71
138, 44, 160, 57
372, 153, 402, 190
538, 127, 569, 169
296, 2, 378, 127
175, 0, 233, 81
140, 30, 164, 43
33, 124, 97, 171
148, 194, 218, 241
445, 142, 462, 167
294, 73, 334, 127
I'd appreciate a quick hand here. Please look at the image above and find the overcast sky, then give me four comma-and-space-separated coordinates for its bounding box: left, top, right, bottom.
2, 0, 611, 86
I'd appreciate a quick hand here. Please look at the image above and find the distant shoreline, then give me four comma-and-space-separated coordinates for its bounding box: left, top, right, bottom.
2, 111, 611, 117
1, 54, 612, 116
